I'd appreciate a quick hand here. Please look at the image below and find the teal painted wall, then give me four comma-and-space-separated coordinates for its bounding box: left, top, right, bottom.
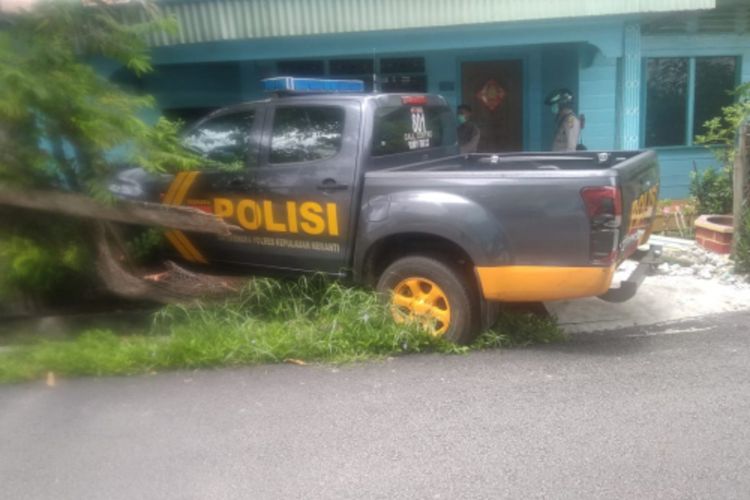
656, 148, 718, 200
141, 62, 244, 108
424, 52, 458, 110
578, 49, 618, 150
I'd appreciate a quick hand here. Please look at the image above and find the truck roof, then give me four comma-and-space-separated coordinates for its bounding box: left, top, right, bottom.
206, 93, 449, 117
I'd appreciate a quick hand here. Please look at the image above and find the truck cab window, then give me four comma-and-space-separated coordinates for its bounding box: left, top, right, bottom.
269, 106, 345, 164
371, 105, 452, 157
183, 111, 256, 168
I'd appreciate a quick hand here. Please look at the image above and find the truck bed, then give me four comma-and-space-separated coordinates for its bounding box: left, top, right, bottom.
361, 150, 659, 269
372, 151, 647, 173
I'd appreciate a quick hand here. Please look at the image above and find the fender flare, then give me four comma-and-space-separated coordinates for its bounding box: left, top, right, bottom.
353, 191, 511, 281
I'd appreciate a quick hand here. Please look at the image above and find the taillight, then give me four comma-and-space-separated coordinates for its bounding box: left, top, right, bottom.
401, 95, 428, 105
581, 186, 622, 265
580, 186, 622, 226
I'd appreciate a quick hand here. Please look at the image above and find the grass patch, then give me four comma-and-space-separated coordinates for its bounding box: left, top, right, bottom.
475, 309, 566, 349
0, 277, 564, 384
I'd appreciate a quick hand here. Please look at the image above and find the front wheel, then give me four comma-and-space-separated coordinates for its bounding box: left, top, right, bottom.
376, 255, 480, 344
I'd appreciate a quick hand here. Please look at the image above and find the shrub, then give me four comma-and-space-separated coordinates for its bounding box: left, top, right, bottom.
736, 205, 750, 274
126, 228, 167, 265
0, 212, 96, 305
693, 83, 750, 271
689, 166, 733, 215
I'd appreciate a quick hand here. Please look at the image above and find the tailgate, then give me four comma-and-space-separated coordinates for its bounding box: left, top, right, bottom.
613, 151, 660, 260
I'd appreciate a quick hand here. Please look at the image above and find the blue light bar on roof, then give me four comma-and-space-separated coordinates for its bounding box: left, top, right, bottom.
262, 76, 365, 93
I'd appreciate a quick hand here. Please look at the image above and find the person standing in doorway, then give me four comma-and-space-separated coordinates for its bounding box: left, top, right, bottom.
457, 104, 480, 154
545, 88, 581, 152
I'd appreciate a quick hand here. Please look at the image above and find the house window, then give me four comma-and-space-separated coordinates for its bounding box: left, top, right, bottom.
644, 56, 737, 147
380, 57, 425, 74
380, 57, 427, 93
693, 57, 738, 138
330, 59, 374, 91
277, 60, 325, 77
274, 56, 428, 94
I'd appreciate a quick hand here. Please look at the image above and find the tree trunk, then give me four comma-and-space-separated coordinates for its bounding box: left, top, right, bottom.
94, 223, 244, 303
0, 185, 238, 236
733, 122, 749, 256
0, 185, 247, 302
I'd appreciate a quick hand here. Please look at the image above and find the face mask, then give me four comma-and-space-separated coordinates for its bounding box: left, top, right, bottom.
550, 103, 559, 115
458, 115, 467, 124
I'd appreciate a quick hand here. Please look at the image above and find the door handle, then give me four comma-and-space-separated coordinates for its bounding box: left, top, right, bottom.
316, 179, 349, 192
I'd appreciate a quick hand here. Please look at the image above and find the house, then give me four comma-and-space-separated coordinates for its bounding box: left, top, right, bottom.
110, 0, 750, 199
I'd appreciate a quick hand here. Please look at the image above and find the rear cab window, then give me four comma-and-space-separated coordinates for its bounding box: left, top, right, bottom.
371, 99, 455, 158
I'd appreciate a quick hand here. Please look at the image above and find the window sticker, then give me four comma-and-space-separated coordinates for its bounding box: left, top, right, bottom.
404, 107, 433, 150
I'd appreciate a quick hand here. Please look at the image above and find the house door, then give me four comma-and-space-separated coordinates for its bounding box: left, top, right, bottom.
461, 60, 523, 152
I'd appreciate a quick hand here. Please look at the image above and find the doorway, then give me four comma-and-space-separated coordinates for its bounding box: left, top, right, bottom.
461, 60, 523, 152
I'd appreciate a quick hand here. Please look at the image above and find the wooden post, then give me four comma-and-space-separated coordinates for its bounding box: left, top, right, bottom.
733, 121, 749, 255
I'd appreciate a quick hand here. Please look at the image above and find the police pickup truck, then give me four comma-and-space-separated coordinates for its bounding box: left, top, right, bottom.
112, 77, 660, 344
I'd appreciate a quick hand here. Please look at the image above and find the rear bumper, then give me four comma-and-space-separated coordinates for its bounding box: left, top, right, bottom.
598, 245, 662, 303
475, 245, 661, 303
475, 264, 616, 302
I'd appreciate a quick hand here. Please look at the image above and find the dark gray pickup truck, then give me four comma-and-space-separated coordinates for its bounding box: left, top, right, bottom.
112, 90, 660, 343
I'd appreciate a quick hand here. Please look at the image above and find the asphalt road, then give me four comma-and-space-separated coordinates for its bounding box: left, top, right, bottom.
2, 311, 750, 500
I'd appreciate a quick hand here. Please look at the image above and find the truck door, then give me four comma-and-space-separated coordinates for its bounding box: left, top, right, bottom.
165, 105, 266, 266
228, 100, 361, 274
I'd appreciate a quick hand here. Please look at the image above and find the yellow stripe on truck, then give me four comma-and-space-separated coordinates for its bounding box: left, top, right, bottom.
163, 171, 208, 264
164, 230, 196, 263
163, 172, 187, 204
475, 265, 616, 302
172, 171, 199, 205
171, 230, 208, 264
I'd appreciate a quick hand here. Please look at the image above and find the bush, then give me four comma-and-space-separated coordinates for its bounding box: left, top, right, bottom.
126, 228, 167, 265
0, 213, 96, 305
689, 166, 733, 215
696, 83, 750, 165
693, 83, 750, 271
736, 206, 750, 274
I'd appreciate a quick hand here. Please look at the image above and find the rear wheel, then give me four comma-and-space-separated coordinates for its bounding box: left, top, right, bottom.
376, 255, 480, 344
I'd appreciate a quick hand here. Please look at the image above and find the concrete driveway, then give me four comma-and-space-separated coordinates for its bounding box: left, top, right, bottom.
549, 235, 750, 333
548, 273, 750, 333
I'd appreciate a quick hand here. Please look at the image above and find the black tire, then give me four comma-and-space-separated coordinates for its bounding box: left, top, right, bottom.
376, 255, 480, 345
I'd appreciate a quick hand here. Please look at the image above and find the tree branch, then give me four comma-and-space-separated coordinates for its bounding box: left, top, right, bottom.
0, 185, 239, 236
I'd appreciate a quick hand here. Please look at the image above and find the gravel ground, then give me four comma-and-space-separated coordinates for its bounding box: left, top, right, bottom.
655, 239, 749, 286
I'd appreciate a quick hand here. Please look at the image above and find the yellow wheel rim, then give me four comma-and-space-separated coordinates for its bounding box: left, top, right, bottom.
390, 277, 451, 337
